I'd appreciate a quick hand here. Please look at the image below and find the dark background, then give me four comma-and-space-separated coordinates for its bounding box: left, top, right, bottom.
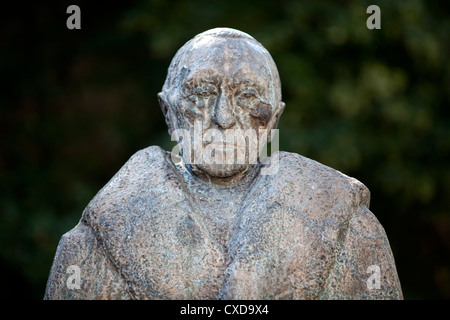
1, 0, 449, 299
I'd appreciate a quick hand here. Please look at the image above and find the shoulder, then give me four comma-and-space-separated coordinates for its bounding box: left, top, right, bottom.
81, 146, 177, 221
263, 151, 370, 209
80, 145, 185, 257
54, 221, 101, 261
115, 145, 171, 176
107, 145, 172, 177
44, 222, 129, 299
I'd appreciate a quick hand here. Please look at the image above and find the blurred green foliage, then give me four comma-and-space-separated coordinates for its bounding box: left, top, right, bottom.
0, 0, 449, 299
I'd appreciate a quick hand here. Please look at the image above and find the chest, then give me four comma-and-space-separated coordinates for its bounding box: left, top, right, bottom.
133, 194, 340, 300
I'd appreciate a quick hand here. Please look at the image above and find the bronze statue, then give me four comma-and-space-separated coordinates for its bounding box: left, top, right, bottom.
44, 28, 402, 300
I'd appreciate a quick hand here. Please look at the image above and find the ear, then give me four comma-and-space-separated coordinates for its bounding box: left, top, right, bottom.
269, 101, 285, 131
263, 101, 285, 143
158, 92, 174, 135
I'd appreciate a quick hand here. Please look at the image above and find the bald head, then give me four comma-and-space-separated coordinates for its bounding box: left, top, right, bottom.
160, 28, 283, 113
157, 28, 285, 181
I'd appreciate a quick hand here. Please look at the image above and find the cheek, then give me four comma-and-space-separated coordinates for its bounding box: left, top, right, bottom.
176, 98, 218, 128
177, 100, 199, 125
250, 102, 273, 129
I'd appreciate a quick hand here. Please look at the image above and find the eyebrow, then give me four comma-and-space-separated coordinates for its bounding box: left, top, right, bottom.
236, 79, 265, 88
185, 69, 221, 85
234, 78, 267, 96
232, 69, 266, 89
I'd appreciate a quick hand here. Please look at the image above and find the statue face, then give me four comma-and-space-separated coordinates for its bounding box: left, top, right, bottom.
160, 31, 284, 181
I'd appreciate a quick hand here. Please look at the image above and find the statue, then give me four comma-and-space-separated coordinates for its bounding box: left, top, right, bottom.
44, 28, 403, 299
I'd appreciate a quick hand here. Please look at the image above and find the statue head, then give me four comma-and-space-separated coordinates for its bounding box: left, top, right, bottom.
158, 28, 285, 182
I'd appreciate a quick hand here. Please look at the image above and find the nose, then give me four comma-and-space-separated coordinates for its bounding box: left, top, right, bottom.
214, 93, 236, 129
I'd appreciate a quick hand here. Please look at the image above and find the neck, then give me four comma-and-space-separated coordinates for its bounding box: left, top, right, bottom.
186, 163, 261, 187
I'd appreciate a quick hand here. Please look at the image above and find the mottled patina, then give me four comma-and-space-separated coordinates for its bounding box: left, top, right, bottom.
44, 28, 403, 300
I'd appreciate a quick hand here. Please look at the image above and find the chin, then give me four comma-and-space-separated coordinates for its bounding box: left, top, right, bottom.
196, 162, 249, 178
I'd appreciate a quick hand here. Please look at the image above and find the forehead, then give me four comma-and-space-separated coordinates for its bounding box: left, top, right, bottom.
180, 37, 273, 83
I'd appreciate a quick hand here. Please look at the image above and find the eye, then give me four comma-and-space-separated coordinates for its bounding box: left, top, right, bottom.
194, 85, 217, 97
240, 88, 259, 99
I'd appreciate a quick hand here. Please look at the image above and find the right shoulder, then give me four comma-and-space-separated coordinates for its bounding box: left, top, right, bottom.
44, 222, 129, 299
81, 146, 175, 221
117, 145, 170, 174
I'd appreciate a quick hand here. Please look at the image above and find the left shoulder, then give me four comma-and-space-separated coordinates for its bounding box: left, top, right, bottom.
262, 151, 370, 209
